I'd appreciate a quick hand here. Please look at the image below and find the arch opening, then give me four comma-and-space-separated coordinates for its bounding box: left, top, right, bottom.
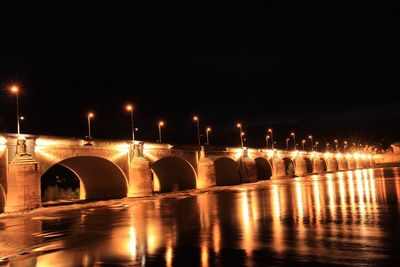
151, 157, 197, 193
41, 164, 81, 202
283, 158, 295, 177
255, 158, 272, 180
41, 156, 128, 200
215, 157, 241, 185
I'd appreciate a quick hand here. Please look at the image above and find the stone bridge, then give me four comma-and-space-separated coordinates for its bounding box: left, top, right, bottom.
0, 134, 376, 213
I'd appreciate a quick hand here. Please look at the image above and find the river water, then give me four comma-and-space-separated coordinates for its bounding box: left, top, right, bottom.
1, 167, 400, 266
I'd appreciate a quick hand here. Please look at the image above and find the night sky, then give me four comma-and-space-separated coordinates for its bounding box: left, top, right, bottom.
0, 3, 399, 148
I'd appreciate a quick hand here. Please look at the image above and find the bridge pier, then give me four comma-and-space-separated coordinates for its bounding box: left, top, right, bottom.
5, 159, 41, 213
338, 158, 348, 171
197, 157, 216, 189
326, 158, 338, 172
356, 159, 364, 169
294, 157, 308, 177
347, 158, 356, 170
313, 158, 326, 173
271, 157, 287, 179
128, 143, 153, 197
238, 157, 257, 183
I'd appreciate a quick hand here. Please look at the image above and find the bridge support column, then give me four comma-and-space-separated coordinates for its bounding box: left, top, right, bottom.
238, 157, 257, 183
313, 158, 325, 173
338, 158, 348, 171
347, 159, 356, 170
356, 159, 364, 169
271, 158, 287, 179
294, 157, 308, 177
326, 158, 338, 172
128, 157, 153, 197
5, 159, 40, 213
197, 157, 216, 189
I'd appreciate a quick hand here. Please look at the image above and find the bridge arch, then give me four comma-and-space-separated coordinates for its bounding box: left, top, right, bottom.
151, 157, 197, 192
42, 156, 128, 200
0, 185, 5, 213
255, 157, 272, 180
214, 157, 241, 185
282, 157, 295, 177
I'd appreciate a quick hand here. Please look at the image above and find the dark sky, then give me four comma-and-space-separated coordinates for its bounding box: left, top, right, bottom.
0, 3, 399, 148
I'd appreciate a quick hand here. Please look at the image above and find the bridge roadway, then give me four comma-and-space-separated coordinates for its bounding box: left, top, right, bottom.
0, 134, 376, 213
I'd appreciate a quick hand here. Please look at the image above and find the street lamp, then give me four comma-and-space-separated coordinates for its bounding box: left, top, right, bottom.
158, 121, 164, 143
302, 139, 306, 151
87, 112, 94, 139
268, 128, 274, 150
344, 140, 348, 152
326, 142, 330, 151
206, 127, 211, 146
286, 138, 290, 152
266, 135, 270, 149
291, 132, 296, 150
308, 135, 314, 151
315, 141, 319, 151
241, 132, 246, 147
125, 104, 135, 142
193, 116, 201, 146
237, 123, 244, 148
9, 85, 22, 136
334, 139, 339, 152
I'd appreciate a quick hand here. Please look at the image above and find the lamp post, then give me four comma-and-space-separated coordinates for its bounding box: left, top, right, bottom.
326, 142, 330, 152
237, 123, 244, 148
291, 132, 296, 150
158, 121, 164, 143
266, 135, 270, 149
308, 135, 313, 151
334, 139, 339, 152
268, 128, 274, 150
87, 112, 94, 139
286, 138, 289, 152
302, 139, 306, 151
126, 104, 135, 142
193, 116, 201, 146
206, 127, 211, 146
344, 140, 348, 152
9, 85, 21, 136
315, 141, 319, 151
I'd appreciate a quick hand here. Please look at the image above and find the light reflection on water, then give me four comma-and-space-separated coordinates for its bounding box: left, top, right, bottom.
1, 167, 400, 266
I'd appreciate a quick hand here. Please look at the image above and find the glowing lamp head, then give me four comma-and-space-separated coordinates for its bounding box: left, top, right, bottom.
291, 132, 295, 136
268, 128, 272, 132
241, 132, 245, 136
334, 139, 338, 143
286, 138, 290, 141
206, 127, 211, 132
267, 135, 270, 139
159, 121, 164, 127
88, 112, 94, 118
10, 85, 19, 94
237, 123, 242, 128
193, 116, 198, 121
126, 104, 133, 112
302, 140, 305, 143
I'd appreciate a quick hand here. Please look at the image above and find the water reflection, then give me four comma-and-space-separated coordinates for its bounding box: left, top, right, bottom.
1, 167, 400, 266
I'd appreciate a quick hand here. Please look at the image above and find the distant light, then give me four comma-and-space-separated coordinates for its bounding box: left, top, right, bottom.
88, 112, 94, 118
159, 121, 164, 126
20, 116, 25, 120
10, 85, 19, 94
206, 127, 211, 132
193, 116, 198, 121
237, 123, 242, 128
126, 104, 133, 112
